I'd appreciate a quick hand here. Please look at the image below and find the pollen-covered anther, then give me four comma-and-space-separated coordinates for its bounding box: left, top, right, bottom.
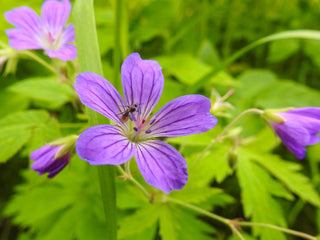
145, 129, 152, 134
133, 127, 138, 132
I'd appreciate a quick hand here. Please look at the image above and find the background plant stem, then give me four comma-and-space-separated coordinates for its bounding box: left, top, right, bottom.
73, 1, 117, 239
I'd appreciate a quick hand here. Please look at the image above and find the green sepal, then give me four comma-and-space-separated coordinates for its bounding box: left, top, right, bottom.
262, 110, 287, 123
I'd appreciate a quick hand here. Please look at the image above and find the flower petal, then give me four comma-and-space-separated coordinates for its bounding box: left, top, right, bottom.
121, 53, 164, 121
5, 7, 42, 35
6, 29, 42, 50
76, 125, 135, 165
148, 95, 217, 137
74, 72, 125, 125
60, 24, 75, 44
45, 44, 77, 61
30, 145, 70, 178
286, 107, 320, 119
41, 0, 71, 37
135, 140, 188, 194
272, 122, 308, 159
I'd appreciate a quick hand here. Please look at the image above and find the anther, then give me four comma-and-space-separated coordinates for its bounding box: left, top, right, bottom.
142, 119, 145, 124
149, 119, 156, 125
133, 127, 138, 132
145, 129, 152, 134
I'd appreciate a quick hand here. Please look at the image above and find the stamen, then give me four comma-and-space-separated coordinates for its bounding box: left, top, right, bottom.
142, 119, 145, 124
149, 119, 156, 125
133, 127, 138, 132
145, 129, 152, 134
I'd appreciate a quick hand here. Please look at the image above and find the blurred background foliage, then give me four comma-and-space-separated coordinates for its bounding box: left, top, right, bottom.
1, 0, 320, 239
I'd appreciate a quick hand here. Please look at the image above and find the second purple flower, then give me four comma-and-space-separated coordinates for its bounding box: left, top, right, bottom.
74, 53, 217, 194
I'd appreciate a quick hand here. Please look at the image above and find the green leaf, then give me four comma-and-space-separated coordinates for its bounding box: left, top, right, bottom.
118, 204, 160, 239
256, 80, 320, 108
159, 204, 178, 240
247, 151, 320, 207
268, 39, 300, 63
0, 90, 29, 118
170, 187, 223, 204
0, 126, 31, 163
155, 54, 212, 85
9, 77, 74, 109
237, 150, 287, 240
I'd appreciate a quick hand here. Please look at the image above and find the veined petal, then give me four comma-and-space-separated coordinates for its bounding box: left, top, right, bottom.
285, 107, 320, 119
6, 29, 42, 50
41, 0, 71, 37
76, 125, 135, 165
46, 44, 77, 61
74, 72, 125, 125
149, 95, 217, 137
5, 7, 42, 35
135, 140, 188, 194
121, 53, 164, 121
60, 24, 75, 44
272, 122, 308, 159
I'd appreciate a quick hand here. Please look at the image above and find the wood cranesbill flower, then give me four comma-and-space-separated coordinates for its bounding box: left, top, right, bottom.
5, 0, 76, 61
263, 108, 320, 159
30, 135, 78, 178
74, 53, 217, 194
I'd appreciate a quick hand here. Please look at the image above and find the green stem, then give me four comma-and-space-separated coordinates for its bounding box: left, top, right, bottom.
166, 197, 317, 240
236, 222, 317, 240
113, 0, 122, 89
187, 30, 320, 93
73, 1, 117, 239
19, 50, 56, 74
220, 108, 263, 137
116, 165, 151, 199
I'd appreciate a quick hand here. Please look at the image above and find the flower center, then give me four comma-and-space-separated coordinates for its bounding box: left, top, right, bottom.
40, 30, 63, 50
121, 107, 156, 142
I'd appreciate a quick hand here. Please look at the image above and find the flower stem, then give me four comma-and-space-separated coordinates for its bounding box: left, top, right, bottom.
113, 0, 122, 90
166, 197, 317, 240
19, 50, 57, 74
73, 1, 117, 239
116, 165, 151, 199
220, 108, 264, 137
236, 222, 317, 240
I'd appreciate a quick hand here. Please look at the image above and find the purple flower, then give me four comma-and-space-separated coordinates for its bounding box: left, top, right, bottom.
74, 53, 217, 194
267, 108, 320, 159
5, 0, 76, 61
30, 145, 71, 178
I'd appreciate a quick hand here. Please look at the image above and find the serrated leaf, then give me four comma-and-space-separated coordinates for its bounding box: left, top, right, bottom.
187, 142, 233, 186
118, 204, 160, 239
159, 204, 178, 240
247, 151, 320, 207
9, 77, 74, 109
170, 187, 222, 204
237, 150, 287, 240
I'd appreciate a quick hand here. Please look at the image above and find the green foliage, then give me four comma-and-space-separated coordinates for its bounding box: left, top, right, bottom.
2, 0, 320, 239
9, 77, 74, 109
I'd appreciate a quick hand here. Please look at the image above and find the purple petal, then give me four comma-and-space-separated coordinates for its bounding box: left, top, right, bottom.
121, 53, 164, 121
285, 107, 320, 119
41, 0, 71, 37
74, 72, 125, 125
148, 95, 217, 137
5, 7, 42, 35
272, 122, 308, 159
60, 24, 75, 44
6, 29, 42, 50
30, 144, 70, 178
76, 125, 135, 165
46, 44, 77, 61
135, 140, 188, 194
